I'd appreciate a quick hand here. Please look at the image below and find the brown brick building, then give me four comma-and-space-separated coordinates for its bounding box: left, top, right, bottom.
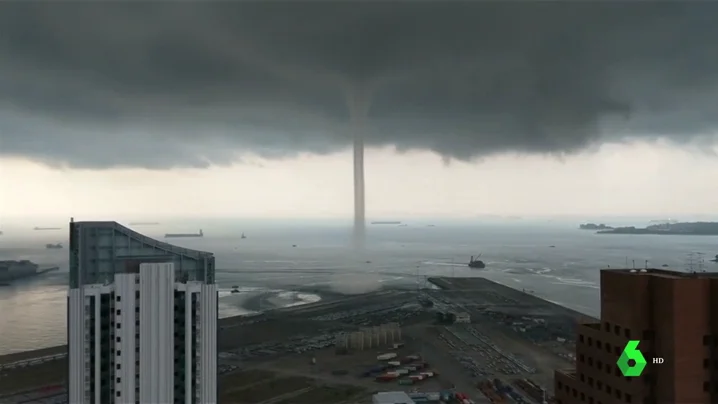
555, 268, 718, 404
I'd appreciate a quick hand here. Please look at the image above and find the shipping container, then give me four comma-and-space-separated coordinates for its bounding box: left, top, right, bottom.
420, 371, 434, 377
377, 353, 398, 360
426, 392, 440, 401
396, 369, 409, 375
440, 391, 452, 401
407, 355, 421, 360
409, 375, 424, 381
406, 366, 417, 371
399, 378, 415, 385
388, 361, 401, 367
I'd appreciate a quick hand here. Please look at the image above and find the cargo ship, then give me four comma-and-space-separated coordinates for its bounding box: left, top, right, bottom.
46, 243, 63, 249
34, 227, 61, 230
0, 260, 60, 282
165, 229, 203, 238
371, 221, 402, 225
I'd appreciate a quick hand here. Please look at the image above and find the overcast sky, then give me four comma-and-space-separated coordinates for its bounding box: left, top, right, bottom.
1, 2, 717, 221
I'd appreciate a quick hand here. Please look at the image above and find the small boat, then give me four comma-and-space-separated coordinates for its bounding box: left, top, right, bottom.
468, 253, 485, 269
241, 233, 247, 239
230, 287, 240, 294
711, 255, 718, 263
45, 243, 63, 249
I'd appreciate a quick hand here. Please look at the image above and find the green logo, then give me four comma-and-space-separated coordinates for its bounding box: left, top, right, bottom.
617, 340, 647, 377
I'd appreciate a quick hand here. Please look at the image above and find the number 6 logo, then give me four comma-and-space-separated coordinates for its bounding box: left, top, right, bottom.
617, 340, 647, 377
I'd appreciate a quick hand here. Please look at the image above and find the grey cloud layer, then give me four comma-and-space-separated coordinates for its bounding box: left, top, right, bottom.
0, 2, 717, 168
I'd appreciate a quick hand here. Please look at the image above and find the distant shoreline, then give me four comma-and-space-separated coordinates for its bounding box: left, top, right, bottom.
595, 221, 718, 236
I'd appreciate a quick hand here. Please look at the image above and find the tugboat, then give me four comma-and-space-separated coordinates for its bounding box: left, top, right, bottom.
711, 255, 718, 263
468, 254, 486, 269
45, 243, 63, 249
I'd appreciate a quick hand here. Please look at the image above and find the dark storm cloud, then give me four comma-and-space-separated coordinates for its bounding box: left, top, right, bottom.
0, 1, 717, 168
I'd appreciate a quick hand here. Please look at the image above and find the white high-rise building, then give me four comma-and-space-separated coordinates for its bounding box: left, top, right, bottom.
67, 221, 217, 404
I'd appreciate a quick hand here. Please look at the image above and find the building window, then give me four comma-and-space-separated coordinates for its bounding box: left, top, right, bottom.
615, 346, 621, 355
580, 374, 585, 382
588, 377, 594, 386
588, 337, 593, 346
588, 357, 594, 366
116, 377, 121, 383
625, 394, 632, 402
606, 344, 611, 353
704, 382, 710, 392
117, 323, 121, 329
606, 385, 612, 393
604, 322, 610, 332
597, 341, 602, 349
572, 388, 577, 397
116, 296, 121, 302
579, 334, 584, 343
557, 381, 563, 389
579, 354, 585, 362
117, 350, 121, 356
643, 330, 655, 340
597, 381, 603, 389
624, 328, 631, 338
116, 391, 121, 397
703, 335, 712, 346
615, 389, 621, 399
597, 360, 603, 369
580, 392, 585, 401
116, 364, 121, 370
116, 337, 121, 343
589, 398, 594, 404
614, 325, 621, 335
704, 359, 710, 368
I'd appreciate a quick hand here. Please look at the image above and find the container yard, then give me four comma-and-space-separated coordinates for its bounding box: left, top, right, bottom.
1, 277, 584, 403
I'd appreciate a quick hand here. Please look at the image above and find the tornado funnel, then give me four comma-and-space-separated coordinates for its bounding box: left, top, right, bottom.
353, 127, 365, 250
348, 87, 371, 251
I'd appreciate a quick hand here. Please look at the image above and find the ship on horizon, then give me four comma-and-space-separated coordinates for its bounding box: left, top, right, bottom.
371, 221, 402, 225
34, 226, 62, 230
165, 229, 203, 238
